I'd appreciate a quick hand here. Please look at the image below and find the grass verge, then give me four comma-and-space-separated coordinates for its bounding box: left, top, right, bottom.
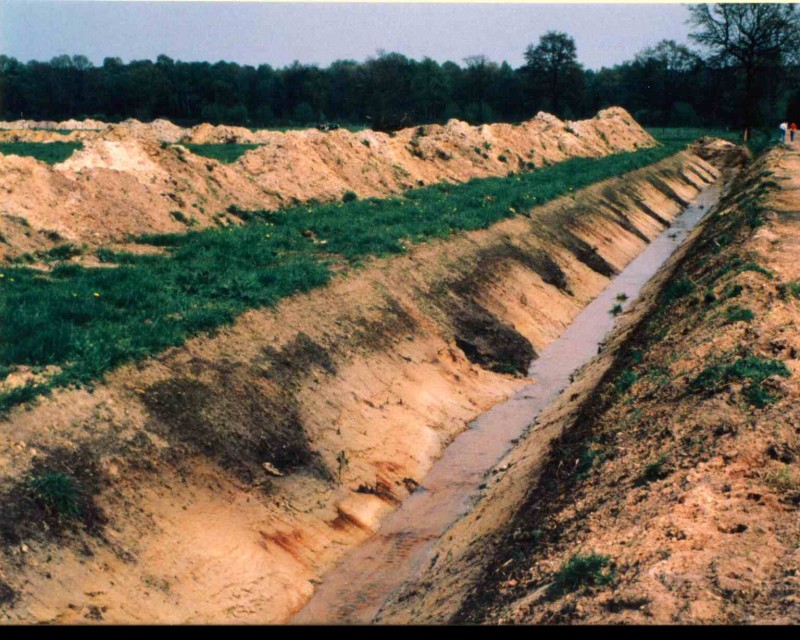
0, 143, 683, 413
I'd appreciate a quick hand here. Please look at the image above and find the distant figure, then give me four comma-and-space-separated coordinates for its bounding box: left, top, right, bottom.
791, 122, 798, 142
780, 121, 788, 142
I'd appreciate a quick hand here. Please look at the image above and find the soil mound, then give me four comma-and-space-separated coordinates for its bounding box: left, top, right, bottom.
0, 108, 655, 259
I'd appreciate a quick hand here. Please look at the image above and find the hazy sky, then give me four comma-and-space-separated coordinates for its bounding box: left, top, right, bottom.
0, 1, 693, 70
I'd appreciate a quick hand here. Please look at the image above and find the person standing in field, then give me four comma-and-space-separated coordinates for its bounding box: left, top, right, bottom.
791, 122, 798, 142
780, 121, 788, 142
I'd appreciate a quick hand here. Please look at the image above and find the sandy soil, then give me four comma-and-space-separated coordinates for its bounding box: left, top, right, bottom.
378, 143, 800, 625
0, 149, 714, 623
0, 109, 654, 259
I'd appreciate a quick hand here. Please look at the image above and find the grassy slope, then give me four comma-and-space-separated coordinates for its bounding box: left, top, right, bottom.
0, 143, 691, 413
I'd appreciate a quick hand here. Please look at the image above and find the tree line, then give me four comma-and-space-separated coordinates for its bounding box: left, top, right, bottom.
1, 4, 798, 131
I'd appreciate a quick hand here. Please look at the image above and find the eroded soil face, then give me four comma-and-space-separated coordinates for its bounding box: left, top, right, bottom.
0, 146, 716, 623
0, 109, 654, 259
383, 145, 799, 625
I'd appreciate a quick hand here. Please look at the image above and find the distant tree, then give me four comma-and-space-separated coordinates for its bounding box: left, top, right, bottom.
524, 31, 584, 117
463, 55, 497, 123
632, 40, 702, 125
689, 3, 800, 129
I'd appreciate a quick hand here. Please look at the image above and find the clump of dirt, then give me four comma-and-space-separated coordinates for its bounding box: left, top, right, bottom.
437, 145, 800, 625
0, 108, 656, 260
690, 136, 751, 169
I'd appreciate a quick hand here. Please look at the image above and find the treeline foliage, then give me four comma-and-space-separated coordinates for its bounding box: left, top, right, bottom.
0, 31, 798, 129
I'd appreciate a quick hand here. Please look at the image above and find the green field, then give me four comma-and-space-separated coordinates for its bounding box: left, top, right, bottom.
180, 143, 262, 163
0, 142, 84, 165
647, 126, 776, 155
0, 142, 690, 412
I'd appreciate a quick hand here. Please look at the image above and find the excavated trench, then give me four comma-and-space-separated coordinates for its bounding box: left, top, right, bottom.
0, 145, 731, 624
294, 181, 725, 624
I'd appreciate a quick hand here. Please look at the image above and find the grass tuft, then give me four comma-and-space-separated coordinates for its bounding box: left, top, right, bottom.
550, 552, 615, 597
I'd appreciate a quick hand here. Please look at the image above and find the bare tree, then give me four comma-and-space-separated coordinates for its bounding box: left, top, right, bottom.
688, 3, 800, 130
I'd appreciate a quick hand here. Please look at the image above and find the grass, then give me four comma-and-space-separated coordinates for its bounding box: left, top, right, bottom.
614, 369, 638, 395
778, 281, 800, 300
0, 141, 83, 165
647, 127, 775, 154
550, 552, 614, 597
28, 472, 82, 519
180, 143, 260, 163
692, 355, 790, 407
0, 144, 684, 413
662, 275, 696, 305
724, 304, 755, 324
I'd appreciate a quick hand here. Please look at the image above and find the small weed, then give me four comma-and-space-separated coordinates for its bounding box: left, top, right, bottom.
778, 281, 800, 300
642, 454, 669, 483
724, 305, 754, 324
550, 552, 614, 597
616, 293, 628, 302
615, 369, 637, 395
722, 283, 743, 299
575, 441, 605, 478
41, 243, 82, 262
766, 465, 799, 493
28, 472, 82, 519
662, 276, 696, 305
692, 355, 790, 406
610, 303, 624, 316
497, 154, 508, 163
169, 210, 190, 225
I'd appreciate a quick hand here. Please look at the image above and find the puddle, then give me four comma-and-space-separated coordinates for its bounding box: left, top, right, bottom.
293, 183, 722, 624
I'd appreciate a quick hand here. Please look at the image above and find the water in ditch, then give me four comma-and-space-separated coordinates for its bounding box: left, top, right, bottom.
293, 182, 722, 624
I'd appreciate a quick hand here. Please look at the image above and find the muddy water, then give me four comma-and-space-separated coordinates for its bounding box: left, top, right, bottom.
293, 183, 722, 624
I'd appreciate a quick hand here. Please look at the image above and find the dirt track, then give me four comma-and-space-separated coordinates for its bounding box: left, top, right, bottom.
0, 108, 653, 259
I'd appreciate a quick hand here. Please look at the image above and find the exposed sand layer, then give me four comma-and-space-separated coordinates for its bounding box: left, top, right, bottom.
0, 149, 715, 624
0, 109, 654, 259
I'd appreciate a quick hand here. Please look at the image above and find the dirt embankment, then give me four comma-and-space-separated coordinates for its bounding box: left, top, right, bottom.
377, 145, 800, 625
0, 108, 654, 259
0, 148, 717, 623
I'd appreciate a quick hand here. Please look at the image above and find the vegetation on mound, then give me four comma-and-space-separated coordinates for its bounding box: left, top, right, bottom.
550, 552, 615, 597
180, 143, 261, 163
0, 141, 83, 164
0, 145, 682, 413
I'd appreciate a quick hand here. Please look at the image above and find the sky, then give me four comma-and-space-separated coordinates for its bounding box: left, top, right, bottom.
0, 1, 693, 71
